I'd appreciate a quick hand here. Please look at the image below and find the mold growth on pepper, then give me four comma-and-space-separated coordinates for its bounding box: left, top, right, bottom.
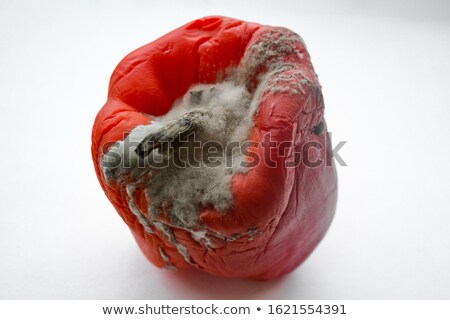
93, 17, 337, 277
102, 81, 254, 228
100, 26, 321, 240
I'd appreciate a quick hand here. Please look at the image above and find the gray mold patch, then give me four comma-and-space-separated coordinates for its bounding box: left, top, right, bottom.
102, 82, 254, 229
242, 28, 307, 83
100, 27, 312, 257
101, 122, 164, 184
147, 82, 253, 228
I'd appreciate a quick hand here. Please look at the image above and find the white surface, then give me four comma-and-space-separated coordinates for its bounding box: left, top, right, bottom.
1, 0, 450, 299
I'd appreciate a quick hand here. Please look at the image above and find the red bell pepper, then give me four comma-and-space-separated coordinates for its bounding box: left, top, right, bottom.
91, 16, 337, 280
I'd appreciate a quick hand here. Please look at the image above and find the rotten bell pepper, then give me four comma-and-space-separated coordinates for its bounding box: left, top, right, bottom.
91, 16, 337, 280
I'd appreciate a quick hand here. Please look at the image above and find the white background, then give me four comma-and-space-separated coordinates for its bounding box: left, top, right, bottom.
1, 0, 449, 299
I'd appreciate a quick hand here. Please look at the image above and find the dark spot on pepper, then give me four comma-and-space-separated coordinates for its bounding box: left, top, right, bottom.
314, 121, 324, 136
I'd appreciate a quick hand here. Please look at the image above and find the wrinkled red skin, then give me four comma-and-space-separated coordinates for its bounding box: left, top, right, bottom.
91, 16, 337, 280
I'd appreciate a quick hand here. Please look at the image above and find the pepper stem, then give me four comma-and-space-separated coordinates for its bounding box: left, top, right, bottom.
135, 110, 203, 158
